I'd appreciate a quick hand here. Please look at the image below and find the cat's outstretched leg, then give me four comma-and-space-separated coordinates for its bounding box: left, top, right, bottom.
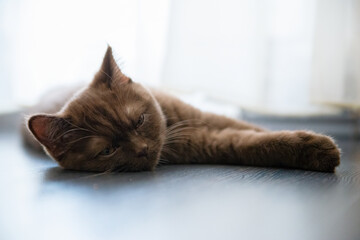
165, 128, 340, 172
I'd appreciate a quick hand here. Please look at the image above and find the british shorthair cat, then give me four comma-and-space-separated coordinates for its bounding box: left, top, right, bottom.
24, 46, 340, 172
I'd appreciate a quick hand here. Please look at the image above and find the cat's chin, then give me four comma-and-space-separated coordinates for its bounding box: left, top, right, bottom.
143, 155, 161, 171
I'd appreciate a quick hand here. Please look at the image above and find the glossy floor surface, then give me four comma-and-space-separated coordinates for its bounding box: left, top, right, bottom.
1, 117, 360, 240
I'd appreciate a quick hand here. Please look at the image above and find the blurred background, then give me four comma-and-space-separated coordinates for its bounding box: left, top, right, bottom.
0, 0, 360, 116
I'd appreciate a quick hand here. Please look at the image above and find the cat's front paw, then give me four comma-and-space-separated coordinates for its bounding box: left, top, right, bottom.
295, 131, 340, 172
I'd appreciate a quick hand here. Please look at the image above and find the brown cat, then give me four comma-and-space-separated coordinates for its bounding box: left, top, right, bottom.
24, 46, 340, 172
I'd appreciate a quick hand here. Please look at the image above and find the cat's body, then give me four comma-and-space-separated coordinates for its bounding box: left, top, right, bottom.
24, 47, 340, 172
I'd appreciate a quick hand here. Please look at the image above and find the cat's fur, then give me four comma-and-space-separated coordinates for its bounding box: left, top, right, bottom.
24, 46, 340, 172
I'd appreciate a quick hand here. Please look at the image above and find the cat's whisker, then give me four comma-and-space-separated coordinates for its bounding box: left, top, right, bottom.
165, 127, 196, 136
167, 119, 206, 127
165, 134, 194, 142
110, 162, 129, 173
166, 132, 194, 139
52, 128, 91, 142
160, 147, 177, 156
165, 134, 195, 142
157, 158, 170, 166
62, 118, 96, 134
165, 140, 191, 144
100, 69, 114, 82
66, 135, 98, 145
76, 168, 114, 179
166, 127, 197, 135
82, 116, 100, 134
114, 165, 128, 173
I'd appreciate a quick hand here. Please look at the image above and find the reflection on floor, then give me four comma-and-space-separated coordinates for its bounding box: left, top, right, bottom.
0, 127, 360, 240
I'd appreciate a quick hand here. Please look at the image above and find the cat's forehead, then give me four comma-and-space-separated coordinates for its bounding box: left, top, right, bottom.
64, 87, 148, 130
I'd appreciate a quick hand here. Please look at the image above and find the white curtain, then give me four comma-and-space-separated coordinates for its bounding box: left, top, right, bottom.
0, 0, 169, 108
311, 0, 360, 108
1, 0, 359, 115
163, 0, 360, 115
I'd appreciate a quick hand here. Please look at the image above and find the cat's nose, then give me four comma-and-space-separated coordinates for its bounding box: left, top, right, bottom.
136, 144, 148, 158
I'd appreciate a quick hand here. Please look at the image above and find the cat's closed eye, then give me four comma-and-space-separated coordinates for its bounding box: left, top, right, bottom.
135, 114, 145, 129
99, 147, 116, 156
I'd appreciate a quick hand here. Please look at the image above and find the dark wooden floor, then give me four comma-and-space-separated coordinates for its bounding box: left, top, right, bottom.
1, 114, 360, 240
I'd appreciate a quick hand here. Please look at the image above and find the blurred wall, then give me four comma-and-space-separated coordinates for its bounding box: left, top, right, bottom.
0, 0, 359, 115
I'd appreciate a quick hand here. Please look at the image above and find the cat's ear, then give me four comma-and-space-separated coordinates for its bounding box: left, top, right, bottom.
27, 114, 69, 158
92, 46, 131, 89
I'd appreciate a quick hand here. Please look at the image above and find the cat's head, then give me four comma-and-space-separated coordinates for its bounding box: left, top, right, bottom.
28, 46, 166, 172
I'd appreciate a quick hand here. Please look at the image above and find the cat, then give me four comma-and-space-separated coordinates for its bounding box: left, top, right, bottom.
23, 46, 340, 172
